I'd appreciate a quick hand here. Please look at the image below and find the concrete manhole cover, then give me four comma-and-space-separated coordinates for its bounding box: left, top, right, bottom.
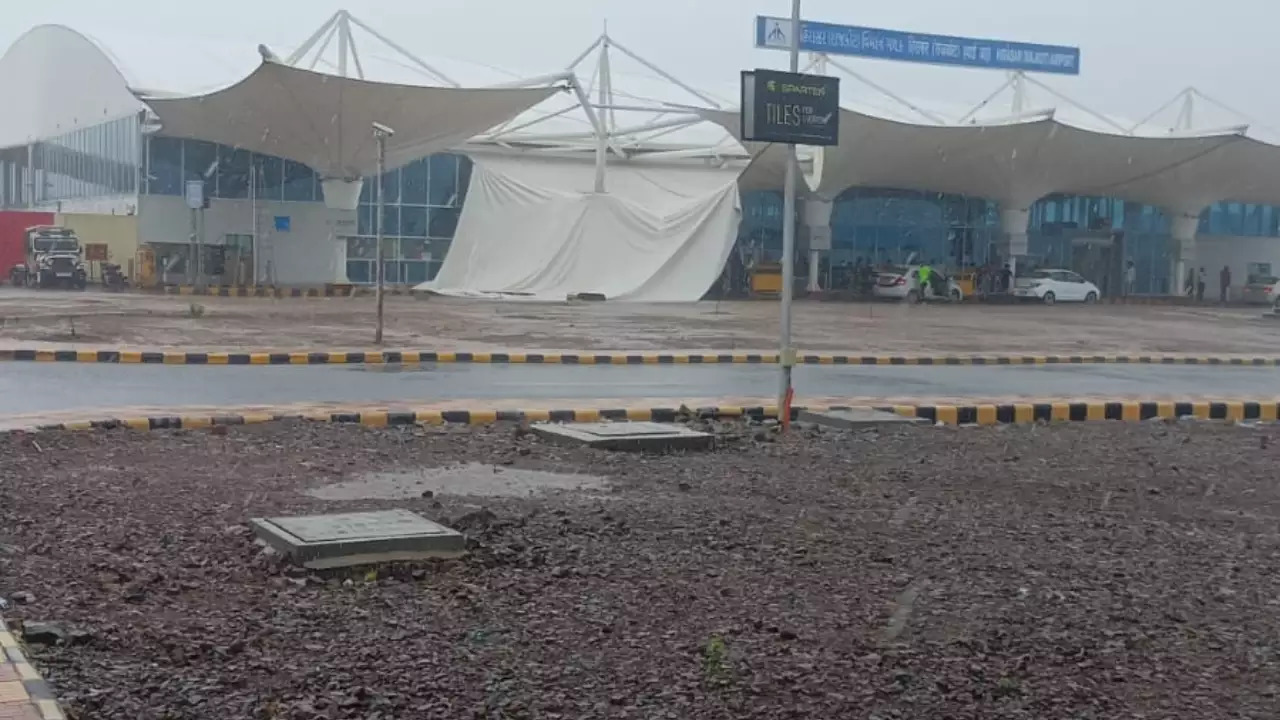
250, 509, 465, 569
308, 462, 607, 500
532, 421, 713, 451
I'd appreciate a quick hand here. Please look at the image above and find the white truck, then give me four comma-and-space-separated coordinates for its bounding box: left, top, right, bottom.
8, 225, 88, 289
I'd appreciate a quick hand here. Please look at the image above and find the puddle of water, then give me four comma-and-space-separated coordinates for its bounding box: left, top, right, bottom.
307, 462, 607, 499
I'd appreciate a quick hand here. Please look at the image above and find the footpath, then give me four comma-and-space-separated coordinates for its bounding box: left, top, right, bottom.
0, 619, 63, 719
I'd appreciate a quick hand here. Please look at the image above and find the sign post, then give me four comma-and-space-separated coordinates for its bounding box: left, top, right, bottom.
184, 180, 204, 288
748, 11, 1078, 421
741, 0, 844, 427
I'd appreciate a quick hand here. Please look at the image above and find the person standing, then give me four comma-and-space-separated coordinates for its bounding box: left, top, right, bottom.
1196, 267, 1207, 302
1124, 260, 1136, 297
1220, 265, 1232, 303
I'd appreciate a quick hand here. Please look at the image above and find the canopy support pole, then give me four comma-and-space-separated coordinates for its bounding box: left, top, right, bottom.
336, 13, 350, 78
822, 55, 948, 124
346, 13, 460, 87
285, 11, 341, 66
609, 37, 723, 109
595, 32, 610, 193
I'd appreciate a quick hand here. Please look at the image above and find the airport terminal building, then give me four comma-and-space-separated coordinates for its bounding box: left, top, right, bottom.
2, 19, 1280, 299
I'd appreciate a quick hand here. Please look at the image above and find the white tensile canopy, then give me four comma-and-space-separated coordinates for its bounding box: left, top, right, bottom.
699, 107, 1280, 213
141, 58, 559, 181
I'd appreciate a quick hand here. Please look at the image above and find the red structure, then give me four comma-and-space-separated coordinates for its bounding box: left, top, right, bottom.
0, 211, 55, 280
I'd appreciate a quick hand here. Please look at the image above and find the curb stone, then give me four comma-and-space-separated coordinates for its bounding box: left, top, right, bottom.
3, 349, 1280, 367
6, 399, 1277, 434
0, 617, 66, 719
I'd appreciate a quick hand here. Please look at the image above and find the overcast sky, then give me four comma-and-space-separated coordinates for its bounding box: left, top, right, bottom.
2, 0, 1274, 131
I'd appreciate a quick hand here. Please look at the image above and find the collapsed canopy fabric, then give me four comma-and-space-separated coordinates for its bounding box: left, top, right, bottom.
142, 60, 557, 178
421, 153, 742, 302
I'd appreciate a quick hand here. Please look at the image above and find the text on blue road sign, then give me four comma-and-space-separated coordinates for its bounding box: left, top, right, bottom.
755, 16, 1080, 76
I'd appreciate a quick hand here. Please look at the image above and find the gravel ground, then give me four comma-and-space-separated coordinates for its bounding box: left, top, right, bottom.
2, 420, 1279, 719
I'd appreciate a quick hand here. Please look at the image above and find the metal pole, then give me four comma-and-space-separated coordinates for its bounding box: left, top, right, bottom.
374, 131, 386, 344
249, 157, 258, 285
189, 207, 198, 285
778, 0, 801, 417
197, 203, 206, 290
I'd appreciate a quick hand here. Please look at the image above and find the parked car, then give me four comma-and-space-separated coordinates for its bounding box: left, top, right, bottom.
1011, 269, 1101, 305
1241, 276, 1279, 305
872, 265, 964, 303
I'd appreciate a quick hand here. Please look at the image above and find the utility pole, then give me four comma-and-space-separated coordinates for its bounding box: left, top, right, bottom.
777, 0, 802, 419
372, 122, 395, 344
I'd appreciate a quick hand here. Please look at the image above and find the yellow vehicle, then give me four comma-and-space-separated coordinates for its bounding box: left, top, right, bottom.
749, 262, 783, 296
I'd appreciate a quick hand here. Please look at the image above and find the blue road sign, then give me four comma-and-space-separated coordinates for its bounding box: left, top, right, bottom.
755, 16, 1080, 76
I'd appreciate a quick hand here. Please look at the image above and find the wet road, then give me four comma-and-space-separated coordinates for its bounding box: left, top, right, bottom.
3, 362, 1280, 415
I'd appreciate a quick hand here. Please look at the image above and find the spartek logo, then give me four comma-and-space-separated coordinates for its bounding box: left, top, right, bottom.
766, 80, 778, 92
780, 82, 826, 97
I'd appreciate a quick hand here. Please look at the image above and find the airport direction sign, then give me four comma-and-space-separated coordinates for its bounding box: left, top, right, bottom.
740, 69, 840, 146
755, 16, 1080, 76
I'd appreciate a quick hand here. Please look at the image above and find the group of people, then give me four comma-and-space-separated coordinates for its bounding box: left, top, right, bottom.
972, 263, 1015, 296
1183, 265, 1233, 302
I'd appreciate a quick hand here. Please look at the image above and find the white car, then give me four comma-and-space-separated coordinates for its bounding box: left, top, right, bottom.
872, 265, 963, 303
1012, 269, 1101, 305
1241, 276, 1279, 305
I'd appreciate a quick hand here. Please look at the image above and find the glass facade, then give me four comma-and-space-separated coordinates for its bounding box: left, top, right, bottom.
5, 120, 1276, 294
0, 114, 142, 206
347, 154, 471, 284
144, 135, 470, 285
145, 135, 322, 202
741, 189, 1280, 295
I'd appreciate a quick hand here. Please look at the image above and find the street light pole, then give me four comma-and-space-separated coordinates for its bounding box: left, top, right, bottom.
778, 0, 802, 419
372, 123, 394, 344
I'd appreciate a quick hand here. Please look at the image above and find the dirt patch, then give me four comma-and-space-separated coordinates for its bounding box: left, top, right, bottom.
2, 420, 1279, 718
308, 462, 608, 499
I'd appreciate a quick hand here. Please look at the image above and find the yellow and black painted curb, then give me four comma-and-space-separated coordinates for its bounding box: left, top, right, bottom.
0, 617, 67, 719
5, 348, 1280, 367
158, 285, 419, 298
12, 399, 1279, 434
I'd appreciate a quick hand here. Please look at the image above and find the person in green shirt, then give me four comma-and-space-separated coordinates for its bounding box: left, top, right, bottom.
917, 264, 932, 297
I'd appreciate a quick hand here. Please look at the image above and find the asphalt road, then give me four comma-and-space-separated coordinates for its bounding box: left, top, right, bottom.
3, 362, 1280, 415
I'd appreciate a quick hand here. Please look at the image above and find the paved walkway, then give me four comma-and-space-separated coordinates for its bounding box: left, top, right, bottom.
0, 621, 62, 720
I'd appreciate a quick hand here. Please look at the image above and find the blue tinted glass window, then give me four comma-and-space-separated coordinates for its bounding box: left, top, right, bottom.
380, 167, 400, 204
1226, 202, 1244, 235
401, 159, 428, 204
429, 154, 458, 206
403, 261, 428, 285
282, 160, 314, 201
400, 205, 428, 237
346, 260, 371, 284
357, 204, 374, 236
216, 145, 251, 199
428, 207, 459, 238
254, 155, 282, 202
381, 204, 399, 236
183, 140, 217, 184
457, 156, 473, 205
